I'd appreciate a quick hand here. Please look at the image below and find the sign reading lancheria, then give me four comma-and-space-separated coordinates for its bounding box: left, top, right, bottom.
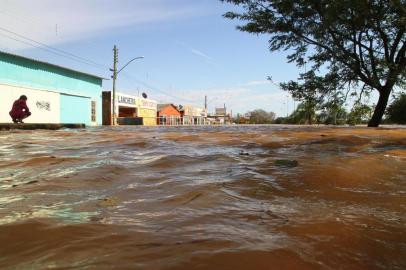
117, 95, 136, 106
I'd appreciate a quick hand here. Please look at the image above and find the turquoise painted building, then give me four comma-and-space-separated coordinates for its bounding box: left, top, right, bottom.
0, 50, 104, 125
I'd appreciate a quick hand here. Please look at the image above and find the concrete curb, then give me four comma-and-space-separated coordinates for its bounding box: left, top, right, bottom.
0, 123, 85, 130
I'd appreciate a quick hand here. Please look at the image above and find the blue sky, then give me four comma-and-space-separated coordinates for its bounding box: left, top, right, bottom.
0, 0, 305, 116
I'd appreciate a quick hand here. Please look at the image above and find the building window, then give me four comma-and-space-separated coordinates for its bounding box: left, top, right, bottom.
91, 101, 96, 122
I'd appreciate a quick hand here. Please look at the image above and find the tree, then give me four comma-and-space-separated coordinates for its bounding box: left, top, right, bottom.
286, 102, 316, 124
280, 70, 334, 124
347, 103, 373, 125
221, 0, 406, 127
273, 116, 287, 124
386, 93, 406, 124
321, 105, 348, 125
249, 109, 276, 123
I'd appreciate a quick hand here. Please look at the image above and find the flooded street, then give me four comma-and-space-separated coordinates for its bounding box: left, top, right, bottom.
0, 126, 405, 270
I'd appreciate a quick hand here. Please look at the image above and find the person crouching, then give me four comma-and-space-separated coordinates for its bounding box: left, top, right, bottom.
9, 95, 31, 123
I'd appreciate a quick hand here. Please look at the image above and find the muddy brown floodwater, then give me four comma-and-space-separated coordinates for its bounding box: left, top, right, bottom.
0, 126, 405, 270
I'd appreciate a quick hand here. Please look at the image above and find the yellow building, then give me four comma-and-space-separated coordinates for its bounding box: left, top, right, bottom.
137, 97, 157, 126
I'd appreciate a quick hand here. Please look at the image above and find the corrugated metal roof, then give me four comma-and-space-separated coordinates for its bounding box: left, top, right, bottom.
0, 50, 108, 80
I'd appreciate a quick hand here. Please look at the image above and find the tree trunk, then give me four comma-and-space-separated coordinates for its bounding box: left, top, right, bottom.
308, 111, 313, 125
368, 88, 391, 127
332, 110, 337, 125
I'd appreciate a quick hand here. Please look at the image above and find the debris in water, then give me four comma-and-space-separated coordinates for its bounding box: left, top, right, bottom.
24, 180, 38, 185
98, 197, 119, 207
274, 159, 299, 168
239, 150, 250, 156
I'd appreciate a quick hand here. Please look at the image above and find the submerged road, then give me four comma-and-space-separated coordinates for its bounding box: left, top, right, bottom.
0, 126, 405, 269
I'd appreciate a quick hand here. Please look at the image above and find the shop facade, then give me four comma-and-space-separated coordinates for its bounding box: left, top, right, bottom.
138, 98, 157, 126
157, 104, 182, 126
180, 105, 206, 125
102, 91, 157, 126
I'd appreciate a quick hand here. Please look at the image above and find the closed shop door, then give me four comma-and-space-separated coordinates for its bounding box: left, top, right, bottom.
60, 94, 91, 125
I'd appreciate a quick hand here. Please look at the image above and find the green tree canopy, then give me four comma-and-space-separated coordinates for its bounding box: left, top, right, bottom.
347, 103, 373, 125
249, 109, 276, 124
221, 0, 406, 126
386, 93, 406, 124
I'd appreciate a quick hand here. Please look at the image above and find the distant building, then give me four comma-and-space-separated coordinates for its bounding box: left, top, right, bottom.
207, 107, 232, 125
0, 50, 104, 125
102, 91, 157, 126
179, 105, 206, 125
215, 107, 226, 116
157, 104, 181, 125
234, 113, 250, 124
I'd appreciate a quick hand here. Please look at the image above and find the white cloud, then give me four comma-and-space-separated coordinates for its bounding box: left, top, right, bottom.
175, 41, 214, 63
145, 83, 294, 117
0, 0, 200, 50
189, 48, 213, 61
117, 77, 295, 116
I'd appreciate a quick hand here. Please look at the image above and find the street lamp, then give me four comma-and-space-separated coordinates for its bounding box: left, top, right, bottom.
111, 45, 144, 125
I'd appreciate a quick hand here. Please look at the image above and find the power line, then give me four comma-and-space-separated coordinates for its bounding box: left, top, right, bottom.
0, 26, 207, 107
0, 32, 108, 71
120, 71, 202, 106
0, 26, 108, 70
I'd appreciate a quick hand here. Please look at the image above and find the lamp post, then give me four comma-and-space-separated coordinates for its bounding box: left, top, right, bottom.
111, 45, 144, 125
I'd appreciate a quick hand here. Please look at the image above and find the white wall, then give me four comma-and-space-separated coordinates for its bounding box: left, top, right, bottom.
0, 83, 60, 123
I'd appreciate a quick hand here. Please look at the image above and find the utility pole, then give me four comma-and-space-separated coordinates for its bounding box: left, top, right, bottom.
112, 45, 118, 125
224, 103, 226, 125
110, 46, 144, 126
204, 95, 208, 125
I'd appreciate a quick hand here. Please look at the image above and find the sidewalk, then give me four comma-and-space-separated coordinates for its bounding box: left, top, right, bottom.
0, 123, 85, 130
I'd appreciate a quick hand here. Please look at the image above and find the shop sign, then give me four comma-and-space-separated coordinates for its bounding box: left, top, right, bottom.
139, 98, 157, 110
117, 95, 136, 106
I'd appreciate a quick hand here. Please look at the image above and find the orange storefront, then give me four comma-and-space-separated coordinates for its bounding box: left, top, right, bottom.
157, 104, 181, 125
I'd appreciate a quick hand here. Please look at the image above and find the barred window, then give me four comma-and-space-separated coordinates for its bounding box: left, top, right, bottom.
91, 101, 96, 122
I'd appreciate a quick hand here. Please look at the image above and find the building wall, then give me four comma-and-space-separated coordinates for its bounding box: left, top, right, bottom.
0, 83, 60, 123
0, 52, 103, 125
157, 105, 181, 125
138, 98, 157, 126
60, 94, 91, 125
139, 108, 156, 126
180, 105, 206, 125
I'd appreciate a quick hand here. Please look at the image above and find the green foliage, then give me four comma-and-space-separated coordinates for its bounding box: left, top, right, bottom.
347, 104, 373, 125
284, 102, 316, 124
273, 117, 287, 124
249, 109, 276, 124
386, 93, 406, 124
317, 105, 348, 125
280, 70, 343, 124
221, 0, 406, 126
